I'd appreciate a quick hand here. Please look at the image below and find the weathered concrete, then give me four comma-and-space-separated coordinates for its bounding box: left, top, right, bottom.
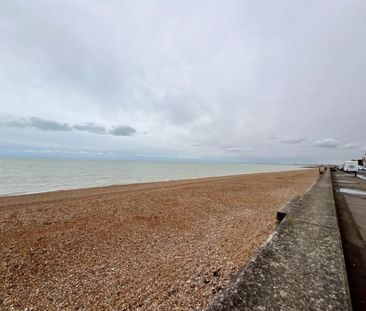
276, 195, 300, 222
207, 169, 351, 311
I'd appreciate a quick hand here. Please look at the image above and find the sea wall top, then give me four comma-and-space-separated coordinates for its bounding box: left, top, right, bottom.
207, 169, 352, 310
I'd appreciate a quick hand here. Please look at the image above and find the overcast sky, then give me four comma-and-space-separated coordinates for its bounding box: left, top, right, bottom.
0, 0, 365, 163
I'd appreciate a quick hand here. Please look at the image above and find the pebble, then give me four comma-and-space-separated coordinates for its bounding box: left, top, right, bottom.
0, 169, 317, 310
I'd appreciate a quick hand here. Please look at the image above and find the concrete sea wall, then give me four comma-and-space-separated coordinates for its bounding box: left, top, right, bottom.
207, 169, 352, 310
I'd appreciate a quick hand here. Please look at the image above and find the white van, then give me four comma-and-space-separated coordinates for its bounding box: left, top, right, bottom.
343, 160, 358, 172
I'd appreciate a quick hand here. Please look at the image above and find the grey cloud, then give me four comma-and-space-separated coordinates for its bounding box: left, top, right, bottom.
226, 147, 253, 152
73, 123, 107, 134
313, 138, 340, 148
2, 117, 72, 131
340, 142, 359, 149
279, 138, 306, 144
109, 125, 136, 136
1, 116, 136, 137
74, 123, 136, 136
269, 136, 281, 141
29, 117, 73, 131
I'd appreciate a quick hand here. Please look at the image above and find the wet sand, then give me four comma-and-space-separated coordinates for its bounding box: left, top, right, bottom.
0, 169, 317, 310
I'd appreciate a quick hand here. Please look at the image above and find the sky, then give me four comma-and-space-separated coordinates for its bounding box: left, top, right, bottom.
0, 0, 365, 164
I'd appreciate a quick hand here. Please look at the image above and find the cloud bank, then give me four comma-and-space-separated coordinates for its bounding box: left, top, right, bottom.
73, 123, 107, 134
0, 116, 137, 137
313, 138, 340, 148
279, 138, 306, 145
226, 147, 254, 153
5, 117, 72, 132
109, 125, 136, 136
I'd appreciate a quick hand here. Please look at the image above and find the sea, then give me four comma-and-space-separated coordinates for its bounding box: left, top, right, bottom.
0, 158, 303, 196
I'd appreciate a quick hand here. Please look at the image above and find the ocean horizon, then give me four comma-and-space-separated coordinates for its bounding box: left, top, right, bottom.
0, 158, 304, 196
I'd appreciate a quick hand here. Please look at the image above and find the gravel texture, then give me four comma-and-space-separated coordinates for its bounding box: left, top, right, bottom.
0, 169, 317, 311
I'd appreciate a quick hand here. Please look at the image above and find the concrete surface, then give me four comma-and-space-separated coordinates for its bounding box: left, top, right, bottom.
207, 169, 351, 311
276, 195, 300, 222
333, 171, 366, 310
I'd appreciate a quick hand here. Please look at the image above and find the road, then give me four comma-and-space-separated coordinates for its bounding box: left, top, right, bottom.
332, 171, 366, 310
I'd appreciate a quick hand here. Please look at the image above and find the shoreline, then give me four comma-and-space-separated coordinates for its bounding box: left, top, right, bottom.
0, 167, 309, 201
0, 159, 306, 198
0, 168, 318, 310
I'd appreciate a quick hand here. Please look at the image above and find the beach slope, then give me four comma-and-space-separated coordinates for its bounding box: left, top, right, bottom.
0, 169, 317, 310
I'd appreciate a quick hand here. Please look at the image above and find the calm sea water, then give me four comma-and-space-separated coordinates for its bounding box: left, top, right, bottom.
0, 158, 303, 196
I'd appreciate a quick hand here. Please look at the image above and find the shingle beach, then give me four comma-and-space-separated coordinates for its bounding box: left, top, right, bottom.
0, 169, 317, 310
